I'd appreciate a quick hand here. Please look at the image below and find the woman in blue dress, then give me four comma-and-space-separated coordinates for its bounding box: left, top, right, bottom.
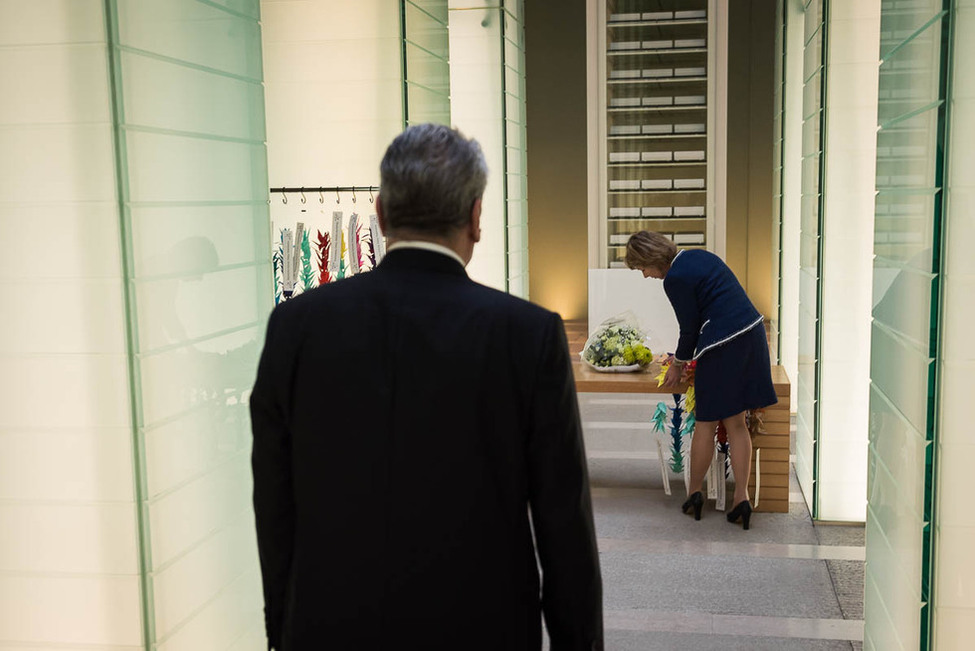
626, 231, 777, 530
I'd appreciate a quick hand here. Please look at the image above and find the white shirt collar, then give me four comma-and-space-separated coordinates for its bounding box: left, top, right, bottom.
387, 240, 466, 268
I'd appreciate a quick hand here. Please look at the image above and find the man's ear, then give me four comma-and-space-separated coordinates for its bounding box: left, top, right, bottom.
470, 198, 482, 243
376, 196, 388, 234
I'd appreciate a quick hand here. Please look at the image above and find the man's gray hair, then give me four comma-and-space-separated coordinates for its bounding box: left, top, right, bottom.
379, 123, 488, 237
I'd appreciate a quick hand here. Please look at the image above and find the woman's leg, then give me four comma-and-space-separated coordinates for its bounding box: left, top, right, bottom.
722, 411, 752, 506
688, 419, 717, 495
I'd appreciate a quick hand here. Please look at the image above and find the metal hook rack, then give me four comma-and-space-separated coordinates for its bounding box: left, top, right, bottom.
269, 185, 381, 205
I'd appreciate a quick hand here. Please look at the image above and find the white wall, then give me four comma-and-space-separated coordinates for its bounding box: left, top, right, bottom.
817, 1, 880, 522
934, 1, 975, 645
0, 0, 143, 647
448, 0, 507, 291
262, 0, 403, 241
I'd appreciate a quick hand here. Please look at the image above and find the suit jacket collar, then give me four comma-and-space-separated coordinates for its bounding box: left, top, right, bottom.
377, 247, 469, 278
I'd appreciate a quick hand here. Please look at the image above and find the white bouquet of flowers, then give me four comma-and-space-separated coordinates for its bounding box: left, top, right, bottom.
581, 312, 653, 373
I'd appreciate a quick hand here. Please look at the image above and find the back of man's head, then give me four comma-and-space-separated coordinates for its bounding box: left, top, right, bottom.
379, 123, 488, 238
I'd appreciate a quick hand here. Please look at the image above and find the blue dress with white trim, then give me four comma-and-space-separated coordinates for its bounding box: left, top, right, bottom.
663, 249, 777, 421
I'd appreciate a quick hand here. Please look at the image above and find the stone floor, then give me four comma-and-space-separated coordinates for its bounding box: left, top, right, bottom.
558, 390, 865, 650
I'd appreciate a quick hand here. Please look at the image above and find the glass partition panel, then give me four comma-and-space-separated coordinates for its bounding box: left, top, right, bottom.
933, 1, 975, 646
105, 0, 271, 647
402, 0, 450, 126
865, 1, 949, 649
504, 0, 528, 298
795, 0, 826, 514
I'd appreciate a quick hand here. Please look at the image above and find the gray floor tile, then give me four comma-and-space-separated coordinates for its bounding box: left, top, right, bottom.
603, 629, 858, 650
600, 552, 844, 619
591, 484, 823, 546
826, 559, 865, 620
574, 397, 866, 651
815, 524, 866, 547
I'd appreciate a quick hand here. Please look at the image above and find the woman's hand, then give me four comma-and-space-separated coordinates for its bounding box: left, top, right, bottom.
662, 358, 684, 389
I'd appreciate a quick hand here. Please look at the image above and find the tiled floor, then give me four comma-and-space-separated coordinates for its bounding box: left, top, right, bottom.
564, 321, 865, 650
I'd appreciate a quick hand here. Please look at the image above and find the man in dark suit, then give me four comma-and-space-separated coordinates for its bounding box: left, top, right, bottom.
250, 123, 603, 651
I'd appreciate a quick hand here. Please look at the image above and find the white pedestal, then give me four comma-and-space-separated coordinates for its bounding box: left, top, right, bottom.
588, 269, 680, 356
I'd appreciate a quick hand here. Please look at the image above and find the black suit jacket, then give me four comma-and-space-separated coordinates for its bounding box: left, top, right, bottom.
250, 248, 602, 651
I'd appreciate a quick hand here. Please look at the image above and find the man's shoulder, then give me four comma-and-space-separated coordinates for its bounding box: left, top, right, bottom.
467, 281, 561, 323
269, 271, 377, 319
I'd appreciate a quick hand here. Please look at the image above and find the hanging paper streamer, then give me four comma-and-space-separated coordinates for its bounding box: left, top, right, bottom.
300, 229, 314, 291
361, 226, 375, 270
369, 213, 385, 263
355, 221, 369, 271
281, 228, 296, 299
292, 222, 304, 291
273, 235, 284, 304
316, 230, 331, 285
328, 212, 342, 274
668, 393, 686, 473
347, 213, 360, 275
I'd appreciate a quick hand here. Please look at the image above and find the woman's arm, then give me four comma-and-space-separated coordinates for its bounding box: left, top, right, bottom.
663, 275, 701, 361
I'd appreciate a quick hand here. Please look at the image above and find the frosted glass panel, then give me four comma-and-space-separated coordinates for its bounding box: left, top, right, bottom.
148, 461, 252, 568
115, 0, 263, 81
934, 3, 975, 642
404, 41, 450, 93
406, 83, 451, 126
865, 2, 949, 649
106, 0, 271, 647
125, 131, 268, 203
120, 52, 267, 141
209, 0, 261, 20
155, 570, 263, 651
879, 0, 944, 55
447, 1, 524, 292
795, 0, 827, 515
144, 406, 251, 499
131, 204, 271, 277
405, 1, 449, 58
134, 268, 268, 353
502, 0, 528, 298
874, 190, 936, 265
869, 386, 928, 518
403, 0, 450, 126
410, 0, 448, 23
138, 324, 264, 426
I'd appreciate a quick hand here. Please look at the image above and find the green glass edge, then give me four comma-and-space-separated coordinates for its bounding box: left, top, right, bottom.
400, 0, 409, 128
920, 5, 953, 647
103, 0, 156, 646
776, 0, 788, 364
810, 0, 829, 520
500, 4, 510, 293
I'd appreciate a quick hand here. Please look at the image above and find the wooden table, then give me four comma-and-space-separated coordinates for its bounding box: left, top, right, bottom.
572, 359, 791, 513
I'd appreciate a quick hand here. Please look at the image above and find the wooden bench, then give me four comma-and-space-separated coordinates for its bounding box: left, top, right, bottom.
572, 359, 791, 513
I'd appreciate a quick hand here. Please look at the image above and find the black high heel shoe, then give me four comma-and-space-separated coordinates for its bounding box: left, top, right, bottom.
681, 491, 704, 521
727, 500, 752, 530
